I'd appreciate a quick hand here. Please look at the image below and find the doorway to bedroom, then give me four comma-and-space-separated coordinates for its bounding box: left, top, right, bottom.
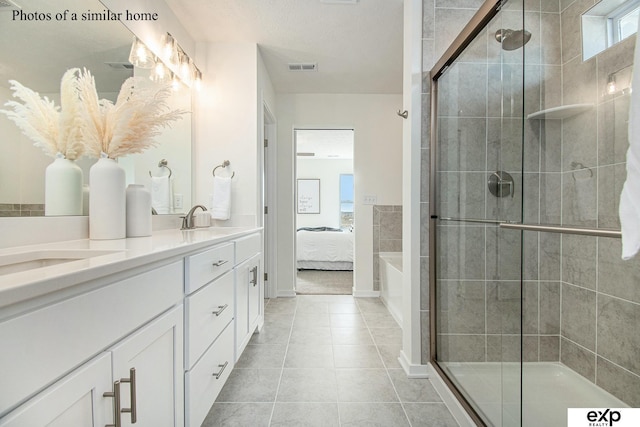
294, 128, 354, 295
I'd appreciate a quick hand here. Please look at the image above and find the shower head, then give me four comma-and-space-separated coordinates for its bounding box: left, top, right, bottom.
495, 29, 531, 51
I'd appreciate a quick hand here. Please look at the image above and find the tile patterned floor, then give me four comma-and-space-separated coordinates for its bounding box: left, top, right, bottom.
202, 295, 460, 426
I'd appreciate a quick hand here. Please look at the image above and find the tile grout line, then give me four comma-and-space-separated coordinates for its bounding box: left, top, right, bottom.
266, 298, 296, 426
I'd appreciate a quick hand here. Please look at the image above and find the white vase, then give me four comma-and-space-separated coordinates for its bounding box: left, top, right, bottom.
44, 156, 83, 216
126, 184, 152, 237
89, 157, 126, 240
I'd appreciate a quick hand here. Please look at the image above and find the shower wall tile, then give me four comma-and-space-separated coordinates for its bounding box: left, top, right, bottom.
381, 240, 402, 252
560, 0, 595, 63
523, 173, 541, 224
539, 173, 562, 224
438, 172, 486, 219
437, 63, 488, 117
434, 8, 478, 60
380, 211, 402, 240
423, 0, 435, 40
596, 357, 640, 408
523, 233, 539, 280
597, 164, 625, 230
524, 12, 542, 66
421, 258, 430, 310
541, 0, 560, 13
422, 40, 435, 93
422, 95, 431, 148
598, 238, 640, 305
434, 0, 484, 8
438, 334, 486, 362
486, 281, 522, 334
523, 281, 539, 334
562, 56, 597, 105
539, 233, 561, 281
539, 335, 560, 361
421, 149, 430, 202
597, 295, 640, 376
487, 118, 524, 172
540, 65, 562, 109
538, 119, 562, 172
487, 334, 520, 362
597, 96, 630, 167
562, 169, 598, 227
524, 335, 539, 362
540, 13, 561, 65
373, 205, 402, 293
421, 202, 430, 257
560, 0, 578, 13
438, 281, 485, 334
437, 225, 485, 280
561, 283, 597, 351
421, 310, 430, 364
539, 281, 560, 334
561, 234, 596, 290
486, 228, 522, 281
561, 337, 596, 382
438, 118, 487, 172
562, 111, 597, 173
488, 63, 524, 118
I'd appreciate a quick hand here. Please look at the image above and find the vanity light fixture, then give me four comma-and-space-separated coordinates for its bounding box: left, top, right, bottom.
193, 66, 203, 91
604, 64, 634, 95
129, 37, 155, 69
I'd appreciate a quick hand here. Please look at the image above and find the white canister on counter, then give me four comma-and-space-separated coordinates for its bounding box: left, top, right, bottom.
126, 184, 152, 237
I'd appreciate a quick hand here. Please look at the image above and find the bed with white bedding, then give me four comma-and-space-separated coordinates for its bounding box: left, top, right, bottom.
296, 228, 354, 270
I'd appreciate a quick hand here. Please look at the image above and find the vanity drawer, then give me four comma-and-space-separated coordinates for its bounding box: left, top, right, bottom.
185, 321, 234, 427
234, 233, 261, 265
185, 270, 234, 369
0, 261, 183, 417
186, 242, 234, 294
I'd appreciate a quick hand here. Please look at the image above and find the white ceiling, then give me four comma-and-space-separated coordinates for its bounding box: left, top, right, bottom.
295, 129, 354, 159
164, 0, 404, 94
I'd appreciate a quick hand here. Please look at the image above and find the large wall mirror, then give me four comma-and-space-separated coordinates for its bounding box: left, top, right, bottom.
0, 0, 192, 217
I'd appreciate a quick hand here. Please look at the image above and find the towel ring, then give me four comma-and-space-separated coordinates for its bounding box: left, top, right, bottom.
212, 160, 235, 179
149, 159, 172, 178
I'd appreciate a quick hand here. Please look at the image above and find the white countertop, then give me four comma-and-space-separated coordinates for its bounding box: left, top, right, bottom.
0, 226, 261, 309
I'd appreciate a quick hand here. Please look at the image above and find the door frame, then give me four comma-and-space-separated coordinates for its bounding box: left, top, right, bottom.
262, 100, 278, 299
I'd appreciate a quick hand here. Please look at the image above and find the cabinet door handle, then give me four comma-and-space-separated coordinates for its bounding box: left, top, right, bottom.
250, 266, 258, 286
120, 368, 137, 423
213, 361, 229, 379
103, 380, 122, 427
212, 259, 228, 267
212, 304, 228, 316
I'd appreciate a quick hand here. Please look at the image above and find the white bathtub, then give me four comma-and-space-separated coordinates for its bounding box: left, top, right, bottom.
378, 252, 402, 326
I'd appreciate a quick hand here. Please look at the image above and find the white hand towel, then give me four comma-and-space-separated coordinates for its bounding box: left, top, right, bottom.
211, 176, 231, 220
151, 176, 171, 214
619, 20, 640, 260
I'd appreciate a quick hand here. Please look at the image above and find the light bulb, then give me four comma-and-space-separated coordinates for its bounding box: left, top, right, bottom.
128, 37, 155, 69
171, 73, 182, 91
606, 74, 617, 95
194, 68, 203, 91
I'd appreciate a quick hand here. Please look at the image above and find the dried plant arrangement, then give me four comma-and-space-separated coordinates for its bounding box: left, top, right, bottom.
1, 68, 86, 160
78, 70, 185, 159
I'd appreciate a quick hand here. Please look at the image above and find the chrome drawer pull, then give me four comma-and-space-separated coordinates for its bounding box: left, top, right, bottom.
250, 266, 258, 286
212, 259, 228, 267
103, 380, 122, 427
212, 304, 228, 316
213, 361, 229, 379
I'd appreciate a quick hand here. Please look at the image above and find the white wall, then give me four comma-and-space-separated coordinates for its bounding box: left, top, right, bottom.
296, 158, 353, 229
276, 94, 403, 296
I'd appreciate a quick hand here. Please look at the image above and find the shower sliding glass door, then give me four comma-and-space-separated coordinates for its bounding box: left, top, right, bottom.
430, 0, 638, 426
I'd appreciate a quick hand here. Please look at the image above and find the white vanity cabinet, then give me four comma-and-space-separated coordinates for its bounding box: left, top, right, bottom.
0, 263, 184, 427
234, 234, 263, 360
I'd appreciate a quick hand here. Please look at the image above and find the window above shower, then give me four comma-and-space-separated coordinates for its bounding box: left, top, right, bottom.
582, 0, 640, 60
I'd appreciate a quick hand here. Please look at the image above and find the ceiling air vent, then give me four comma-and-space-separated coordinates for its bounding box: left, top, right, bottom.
288, 63, 318, 72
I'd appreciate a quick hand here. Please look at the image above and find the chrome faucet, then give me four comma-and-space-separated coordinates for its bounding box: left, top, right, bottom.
181, 205, 208, 230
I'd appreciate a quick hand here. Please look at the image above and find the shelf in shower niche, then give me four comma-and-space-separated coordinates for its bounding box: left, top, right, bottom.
527, 104, 594, 120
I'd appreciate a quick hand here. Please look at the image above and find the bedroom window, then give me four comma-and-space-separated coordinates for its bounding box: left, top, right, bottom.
340, 174, 354, 229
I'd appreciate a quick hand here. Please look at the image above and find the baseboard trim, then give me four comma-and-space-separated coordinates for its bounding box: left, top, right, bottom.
398, 350, 429, 378
352, 290, 381, 297
277, 290, 297, 298
427, 363, 476, 427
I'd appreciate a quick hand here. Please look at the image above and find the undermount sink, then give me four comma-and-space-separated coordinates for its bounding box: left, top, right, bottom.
0, 249, 122, 276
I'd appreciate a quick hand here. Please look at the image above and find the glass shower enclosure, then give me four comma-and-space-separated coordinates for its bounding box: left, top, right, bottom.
428, 0, 639, 426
